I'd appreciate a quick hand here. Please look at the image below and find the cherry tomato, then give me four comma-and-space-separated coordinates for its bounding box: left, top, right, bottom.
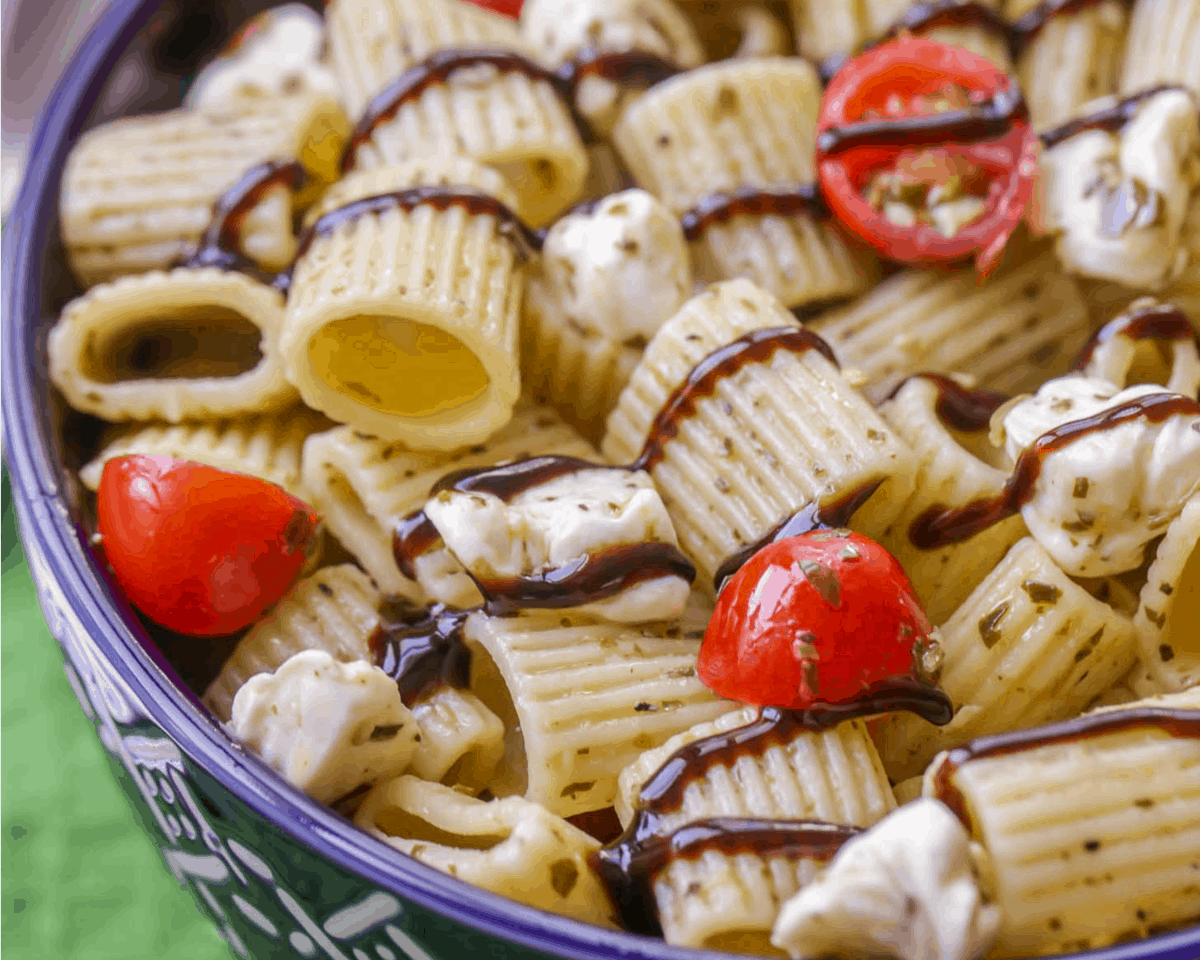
697, 530, 940, 708
97, 455, 320, 637
816, 37, 1038, 274
457, 0, 524, 17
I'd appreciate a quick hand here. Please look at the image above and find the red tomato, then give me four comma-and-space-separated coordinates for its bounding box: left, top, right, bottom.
697, 530, 940, 708
97, 455, 320, 637
816, 37, 1038, 274
456, 0, 524, 17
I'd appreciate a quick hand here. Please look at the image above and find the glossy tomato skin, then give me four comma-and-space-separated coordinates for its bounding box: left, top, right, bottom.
817, 37, 1038, 274
97, 455, 319, 637
697, 530, 934, 709
458, 0, 524, 16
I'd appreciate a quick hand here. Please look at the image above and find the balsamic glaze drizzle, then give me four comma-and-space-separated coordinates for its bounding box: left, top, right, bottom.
1072, 302, 1200, 373
908, 392, 1200, 549
887, 373, 1010, 433
930, 706, 1200, 828
368, 597, 472, 707
1039, 85, 1188, 150
679, 186, 829, 241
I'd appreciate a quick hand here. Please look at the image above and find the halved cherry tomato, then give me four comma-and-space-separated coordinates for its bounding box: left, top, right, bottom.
816, 37, 1038, 274
97, 455, 320, 637
697, 530, 941, 709
458, 0, 524, 17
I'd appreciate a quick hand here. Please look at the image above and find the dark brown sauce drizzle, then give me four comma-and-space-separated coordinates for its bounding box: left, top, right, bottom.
679, 185, 829, 242
181, 158, 307, 284
1039, 85, 1186, 150
888, 373, 1010, 432
1010, 0, 1132, 43
593, 817, 861, 935
631, 326, 841, 474
368, 597, 472, 707
929, 706, 1200, 828
1073, 303, 1200, 372
712, 479, 884, 591
909, 392, 1200, 549
816, 85, 1027, 156
475, 541, 696, 616
343, 47, 681, 171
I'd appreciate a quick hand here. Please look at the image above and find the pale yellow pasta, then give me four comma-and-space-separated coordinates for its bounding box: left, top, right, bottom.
78, 408, 326, 498
603, 279, 916, 592
355, 775, 617, 926
923, 688, 1200, 957
282, 159, 524, 449
407, 686, 506, 790
465, 611, 736, 817
875, 374, 1028, 626
59, 94, 347, 286
327, 0, 587, 224
300, 403, 596, 598
879, 537, 1140, 781
1074, 299, 1200, 396
48, 267, 296, 423
1120, 0, 1200, 96
612, 57, 874, 308
808, 253, 1093, 404
1134, 494, 1200, 692
1015, 0, 1128, 128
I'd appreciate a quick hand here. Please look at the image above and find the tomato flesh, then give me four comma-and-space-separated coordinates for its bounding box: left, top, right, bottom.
458, 0, 524, 17
97, 455, 319, 637
817, 38, 1038, 274
697, 530, 939, 709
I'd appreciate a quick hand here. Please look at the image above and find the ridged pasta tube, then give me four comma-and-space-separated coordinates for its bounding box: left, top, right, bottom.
612, 57, 874, 308
519, 0, 704, 139
1120, 0, 1200, 97
355, 775, 616, 925
875, 375, 1027, 626
878, 537, 1140, 781
1134, 494, 1200, 692
464, 611, 736, 817
602, 280, 916, 592
282, 160, 524, 449
407, 686, 506, 789
59, 94, 347, 287
300, 404, 596, 598
1074, 299, 1200, 397
48, 268, 295, 423
923, 688, 1200, 957
78, 408, 326, 498
1014, 0, 1128, 128
327, 0, 587, 225
614, 705, 895, 949
808, 253, 1093, 403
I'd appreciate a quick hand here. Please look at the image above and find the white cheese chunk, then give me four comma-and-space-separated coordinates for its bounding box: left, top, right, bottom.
999, 377, 1200, 576
533, 189, 692, 344
229, 650, 419, 805
422, 466, 691, 623
771, 799, 1000, 960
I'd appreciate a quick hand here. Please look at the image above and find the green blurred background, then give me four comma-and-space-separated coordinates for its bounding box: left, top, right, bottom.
2, 468, 228, 959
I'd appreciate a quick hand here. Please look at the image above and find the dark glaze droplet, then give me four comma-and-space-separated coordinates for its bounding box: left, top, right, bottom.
632, 326, 841, 474
1072, 303, 1200, 372
712, 478, 885, 591
930, 707, 1200, 828
887, 373, 1010, 433
368, 597, 472, 707
183, 158, 306, 283
817, 85, 1027, 156
909, 392, 1200, 549
1039, 85, 1187, 150
474, 541, 696, 616
679, 186, 830, 242
592, 817, 861, 935
632, 678, 953, 835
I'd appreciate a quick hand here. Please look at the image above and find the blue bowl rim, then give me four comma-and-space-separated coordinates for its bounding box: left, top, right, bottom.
3, 4, 1200, 960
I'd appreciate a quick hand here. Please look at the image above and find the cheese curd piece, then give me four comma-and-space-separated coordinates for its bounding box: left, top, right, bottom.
423, 466, 692, 622
771, 799, 1001, 960
186, 4, 339, 108
1043, 88, 1200, 290
998, 377, 1200, 576
534, 189, 692, 344
229, 650, 420, 805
